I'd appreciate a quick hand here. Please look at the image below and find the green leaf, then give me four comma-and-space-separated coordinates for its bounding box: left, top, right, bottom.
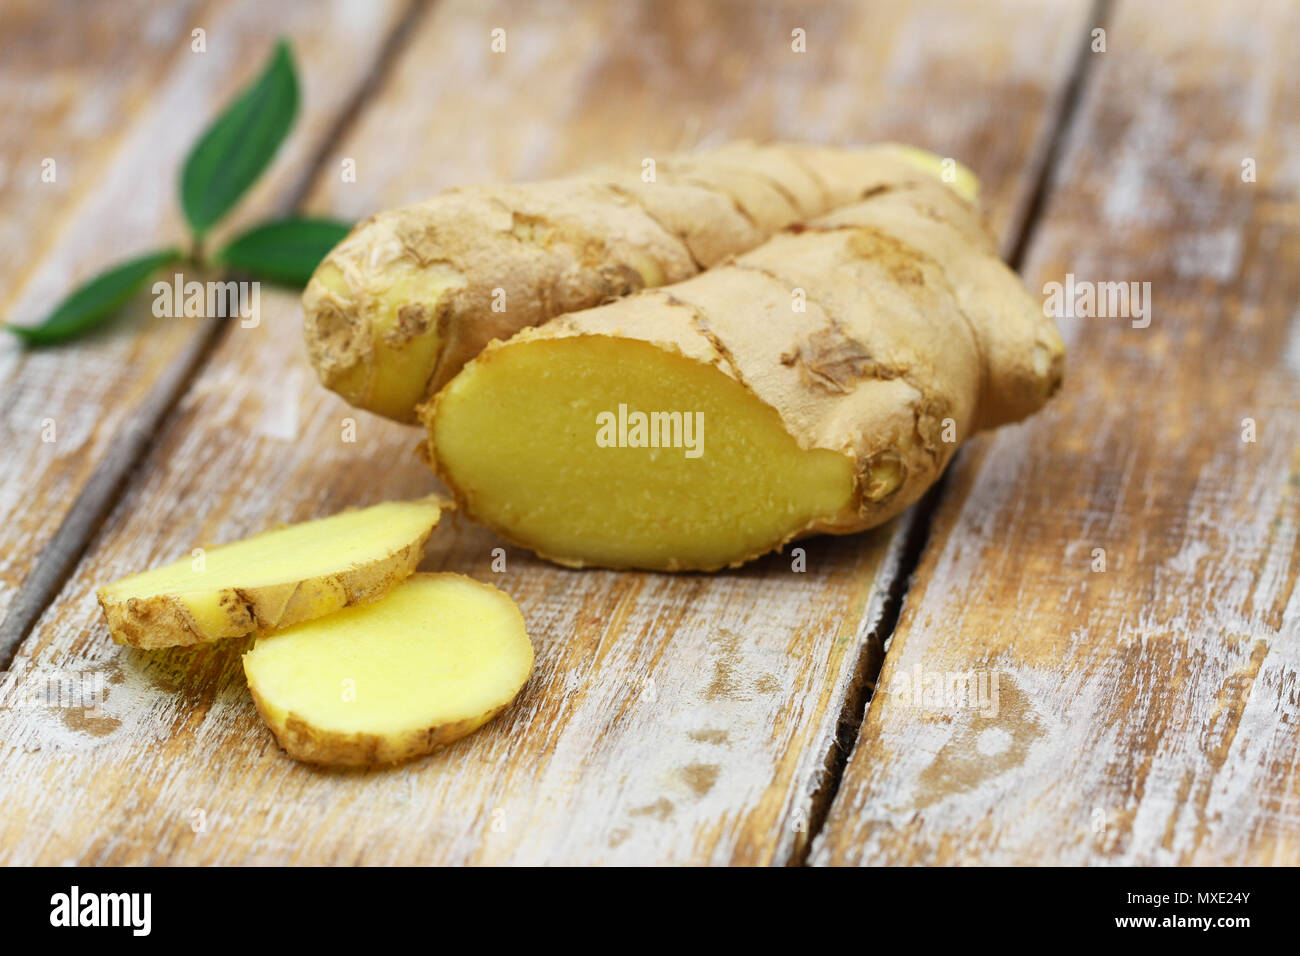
180, 39, 299, 237
6, 248, 183, 346
215, 216, 352, 286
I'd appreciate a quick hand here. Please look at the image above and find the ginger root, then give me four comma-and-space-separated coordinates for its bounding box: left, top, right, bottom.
424, 176, 1063, 571
303, 143, 977, 422
96, 496, 446, 648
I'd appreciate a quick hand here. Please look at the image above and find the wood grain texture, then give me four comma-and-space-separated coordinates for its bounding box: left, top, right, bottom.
0, 0, 202, 307
0, 0, 1089, 864
307, 0, 1081, 243
0, 0, 409, 639
812, 0, 1300, 866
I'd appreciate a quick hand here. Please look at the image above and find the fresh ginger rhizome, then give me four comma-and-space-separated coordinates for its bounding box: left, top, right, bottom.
95, 141, 1065, 770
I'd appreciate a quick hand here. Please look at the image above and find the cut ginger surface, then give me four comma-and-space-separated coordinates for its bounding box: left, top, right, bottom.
243, 573, 533, 766
430, 336, 855, 571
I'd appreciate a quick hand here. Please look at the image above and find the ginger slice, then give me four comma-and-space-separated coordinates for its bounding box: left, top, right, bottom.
242, 573, 533, 767
96, 496, 447, 649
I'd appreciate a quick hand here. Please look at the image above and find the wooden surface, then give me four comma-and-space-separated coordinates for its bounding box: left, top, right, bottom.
0, 0, 410, 646
1, 0, 1295, 866
812, 0, 1300, 865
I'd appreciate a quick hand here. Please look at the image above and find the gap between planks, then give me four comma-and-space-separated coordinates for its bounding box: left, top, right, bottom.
790, 0, 1114, 865
0, 0, 436, 670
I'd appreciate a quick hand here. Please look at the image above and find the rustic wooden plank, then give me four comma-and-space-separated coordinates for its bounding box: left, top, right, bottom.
0, 0, 412, 645
0, 0, 1090, 865
812, 0, 1300, 866
0, 0, 202, 304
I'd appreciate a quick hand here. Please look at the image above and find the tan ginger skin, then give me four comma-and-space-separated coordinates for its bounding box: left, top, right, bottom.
302, 142, 981, 423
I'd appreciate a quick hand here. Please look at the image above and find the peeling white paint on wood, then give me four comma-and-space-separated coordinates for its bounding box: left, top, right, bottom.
813, 0, 1300, 866
0, 0, 1087, 864
0, 0, 409, 621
